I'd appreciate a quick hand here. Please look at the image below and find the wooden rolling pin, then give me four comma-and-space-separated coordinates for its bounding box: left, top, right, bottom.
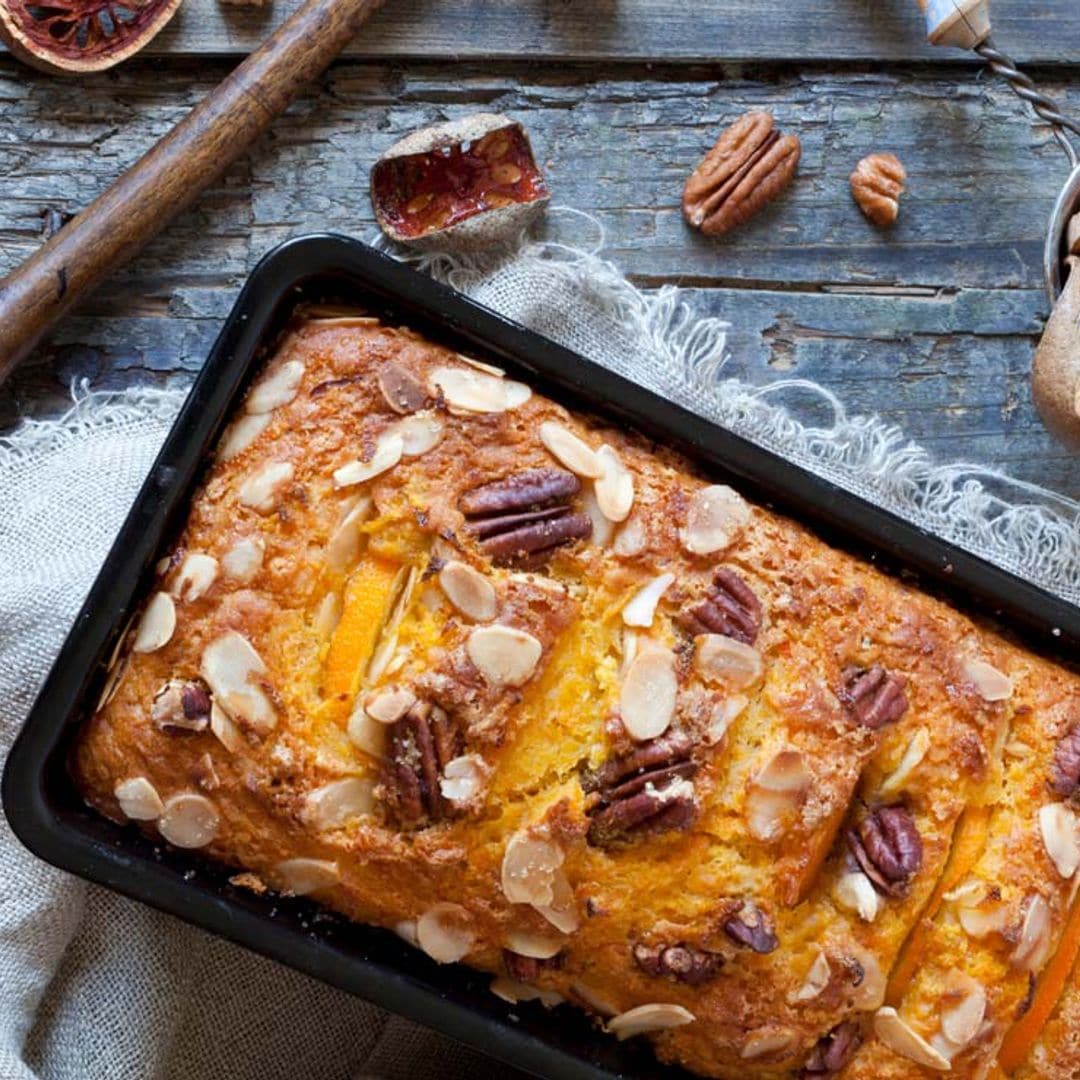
0, 0, 388, 378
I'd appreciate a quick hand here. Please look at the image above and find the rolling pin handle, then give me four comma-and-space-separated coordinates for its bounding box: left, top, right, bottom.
915, 0, 992, 49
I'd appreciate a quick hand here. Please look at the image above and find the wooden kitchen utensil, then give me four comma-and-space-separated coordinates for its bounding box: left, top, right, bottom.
0, 0, 388, 379
915, 0, 1080, 447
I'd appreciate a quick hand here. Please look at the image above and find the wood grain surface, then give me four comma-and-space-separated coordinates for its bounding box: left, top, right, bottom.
2, 1, 1079, 495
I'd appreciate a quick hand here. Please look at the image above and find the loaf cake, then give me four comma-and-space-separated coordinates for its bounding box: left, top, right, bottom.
74, 312, 1080, 1079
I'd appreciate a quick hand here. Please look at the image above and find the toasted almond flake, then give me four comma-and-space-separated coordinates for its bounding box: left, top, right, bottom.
200, 632, 277, 736
594, 445, 634, 523
365, 687, 417, 724
171, 553, 218, 603
929, 1033, 962, 1063
940, 969, 986, 1048
333, 431, 404, 489
457, 353, 506, 377
274, 857, 340, 896
210, 700, 245, 754
694, 633, 762, 690
347, 706, 387, 758
706, 694, 747, 745
880, 727, 931, 797
957, 898, 1010, 940
313, 591, 343, 639
680, 484, 750, 556
490, 977, 564, 1008
114, 777, 164, 821
391, 411, 444, 457
218, 412, 272, 462
944, 878, 985, 905
849, 947, 886, 1010
612, 514, 648, 557
621, 572, 674, 628
790, 951, 831, 1003
394, 920, 418, 947
873, 1007, 950, 1071
1040, 802, 1080, 878
746, 749, 810, 842
833, 870, 881, 923
439, 561, 497, 622
440, 754, 490, 805
619, 627, 638, 679
540, 421, 602, 479
620, 645, 677, 741
501, 830, 564, 907
582, 485, 615, 546
132, 592, 176, 653
366, 566, 418, 685
157, 793, 219, 849
192, 753, 220, 791
506, 928, 565, 959
246, 359, 304, 414
1012, 893, 1053, 971
963, 657, 1014, 701
467, 625, 542, 688
606, 1003, 695, 1040
238, 460, 294, 513
417, 902, 475, 963
754, 748, 811, 793
740, 1027, 800, 1061
429, 365, 531, 414
326, 496, 373, 574
570, 982, 619, 1018
221, 537, 264, 583
534, 870, 580, 934
304, 778, 376, 830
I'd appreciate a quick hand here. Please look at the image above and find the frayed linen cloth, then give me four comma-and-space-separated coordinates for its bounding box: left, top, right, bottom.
4, 215, 1080, 1080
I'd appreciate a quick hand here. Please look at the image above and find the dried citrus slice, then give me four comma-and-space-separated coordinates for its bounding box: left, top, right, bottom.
0, 0, 183, 75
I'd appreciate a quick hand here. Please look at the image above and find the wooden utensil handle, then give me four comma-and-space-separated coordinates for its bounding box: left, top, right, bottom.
913, 0, 992, 48
0, 0, 386, 379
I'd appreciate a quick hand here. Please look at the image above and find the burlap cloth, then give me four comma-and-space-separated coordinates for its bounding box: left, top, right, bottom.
3, 221, 1079, 1079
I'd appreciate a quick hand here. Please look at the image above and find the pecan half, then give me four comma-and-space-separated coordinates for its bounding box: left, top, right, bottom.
837, 665, 908, 729
504, 949, 562, 983
633, 941, 723, 986
723, 900, 779, 954
583, 732, 699, 847
381, 701, 463, 828
847, 805, 922, 897
850, 153, 906, 227
1050, 721, 1080, 800
151, 679, 211, 732
682, 111, 801, 237
801, 1020, 864, 1077
460, 468, 592, 565
678, 567, 762, 644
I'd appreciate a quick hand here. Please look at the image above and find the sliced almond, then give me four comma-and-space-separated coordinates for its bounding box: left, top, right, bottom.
873, 1007, 950, 1071
171, 553, 218, 603
394, 920, 419, 947
210, 700, 245, 754
1040, 802, 1080, 878
457, 353, 505, 377
114, 777, 164, 821
694, 633, 762, 690
680, 484, 750, 556
237, 460, 294, 513
132, 592, 176, 653
200, 631, 277, 736
365, 687, 417, 724
429, 365, 531, 414
957, 897, 1011, 940
534, 870, 580, 934
501, 830, 564, 907
540, 421, 603, 479
849, 947, 886, 1010
439, 754, 490, 805
1012, 893, 1053, 971
313, 591, 343, 639
506, 928, 565, 959
706, 694, 747, 745
439, 561, 497, 622
326, 496, 373, 574
247, 359, 304, 414
620, 645, 677, 741
612, 514, 648, 557
963, 657, 1014, 701
304, 778, 376, 830
594, 445, 634, 523
606, 1003, 695, 1040
490, 978, 564, 1008
467, 625, 542, 688
366, 566, 418, 685
157, 793, 219, 849
333, 431, 404, 489
377, 361, 427, 414
347, 706, 387, 758
740, 1027, 800, 1061
392, 411, 444, 457
746, 749, 810, 842
218, 412, 271, 462
789, 951, 831, 1003
833, 870, 881, 923
274, 857, 340, 896
416, 902, 475, 963
582, 485, 615, 547
621, 572, 674, 629
939, 969, 986, 1048
221, 537, 264, 583
570, 982, 619, 1018
880, 727, 931, 797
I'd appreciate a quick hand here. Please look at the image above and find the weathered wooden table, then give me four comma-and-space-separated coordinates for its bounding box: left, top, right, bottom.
3, 1, 1080, 494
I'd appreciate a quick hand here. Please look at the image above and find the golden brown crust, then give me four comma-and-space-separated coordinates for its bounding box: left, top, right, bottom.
74, 315, 1080, 1080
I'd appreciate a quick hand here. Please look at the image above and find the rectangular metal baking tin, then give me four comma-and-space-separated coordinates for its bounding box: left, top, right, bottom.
6, 235, 1080, 1080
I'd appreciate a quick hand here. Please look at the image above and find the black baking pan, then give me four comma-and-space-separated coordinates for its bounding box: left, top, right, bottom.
6, 234, 1080, 1080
